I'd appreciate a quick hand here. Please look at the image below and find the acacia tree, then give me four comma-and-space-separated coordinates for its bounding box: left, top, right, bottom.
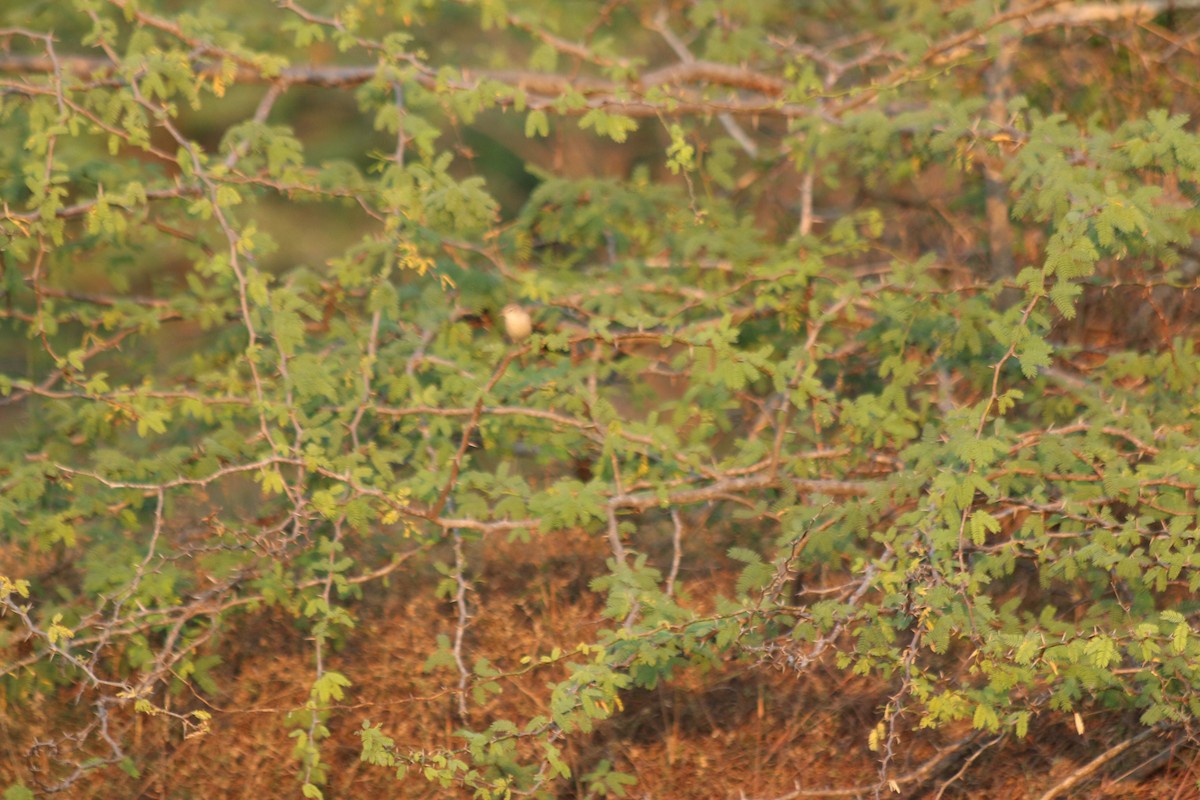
4, 1, 1200, 797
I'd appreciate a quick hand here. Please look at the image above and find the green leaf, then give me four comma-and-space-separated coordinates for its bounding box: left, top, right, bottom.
312, 671, 352, 704
525, 109, 549, 138
1015, 335, 1052, 378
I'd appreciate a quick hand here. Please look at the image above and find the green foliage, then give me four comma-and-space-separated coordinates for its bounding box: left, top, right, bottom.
4, 0, 1200, 797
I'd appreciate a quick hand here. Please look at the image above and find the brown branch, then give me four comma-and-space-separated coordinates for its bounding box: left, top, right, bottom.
4, 2, 1193, 133
0, 54, 791, 106
755, 732, 982, 799
1034, 726, 1161, 800
608, 474, 870, 512
648, 9, 761, 158
640, 60, 787, 97
428, 348, 524, 519
1029, 0, 1200, 28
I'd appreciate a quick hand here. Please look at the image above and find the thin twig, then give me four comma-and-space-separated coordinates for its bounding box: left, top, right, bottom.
1034, 727, 1161, 800
649, 10, 760, 158
665, 508, 684, 597
451, 529, 472, 719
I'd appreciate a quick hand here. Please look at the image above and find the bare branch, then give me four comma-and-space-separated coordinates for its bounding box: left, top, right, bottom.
1034, 727, 1162, 800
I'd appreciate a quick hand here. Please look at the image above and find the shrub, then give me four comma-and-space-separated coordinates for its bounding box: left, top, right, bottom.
3, 1, 1200, 797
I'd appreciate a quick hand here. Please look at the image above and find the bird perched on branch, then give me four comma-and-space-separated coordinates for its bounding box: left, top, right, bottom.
501, 304, 533, 341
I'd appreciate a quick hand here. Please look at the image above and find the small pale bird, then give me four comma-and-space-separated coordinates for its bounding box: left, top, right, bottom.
501, 304, 533, 341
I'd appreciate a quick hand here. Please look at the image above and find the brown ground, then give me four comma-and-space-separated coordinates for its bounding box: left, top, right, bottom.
4, 525, 1198, 800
